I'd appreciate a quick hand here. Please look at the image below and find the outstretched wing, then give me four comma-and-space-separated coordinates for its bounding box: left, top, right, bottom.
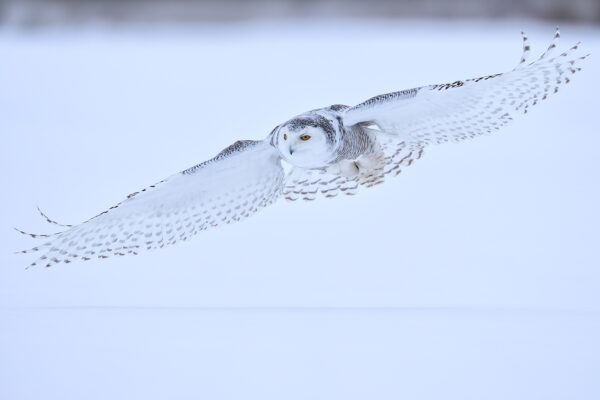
19, 140, 284, 267
343, 28, 588, 146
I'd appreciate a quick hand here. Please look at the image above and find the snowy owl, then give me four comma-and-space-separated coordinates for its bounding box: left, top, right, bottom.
17, 29, 588, 268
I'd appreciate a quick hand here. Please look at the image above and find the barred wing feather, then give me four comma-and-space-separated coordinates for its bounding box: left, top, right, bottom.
19, 140, 284, 268
343, 29, 588, 146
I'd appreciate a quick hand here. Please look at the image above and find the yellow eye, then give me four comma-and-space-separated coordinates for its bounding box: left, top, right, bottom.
300, 135, 311, 141
283, 134, 288, 140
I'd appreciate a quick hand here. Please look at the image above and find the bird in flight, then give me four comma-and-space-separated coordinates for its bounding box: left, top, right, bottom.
17, 28, 588, 268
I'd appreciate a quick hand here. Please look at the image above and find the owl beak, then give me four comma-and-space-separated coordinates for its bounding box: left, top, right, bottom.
289, 147, 294, 156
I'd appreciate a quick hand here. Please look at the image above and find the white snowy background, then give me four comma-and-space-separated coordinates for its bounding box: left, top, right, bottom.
1, 19, 599, 399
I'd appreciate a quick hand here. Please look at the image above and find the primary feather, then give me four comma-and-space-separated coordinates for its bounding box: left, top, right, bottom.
19, 141, 283, 268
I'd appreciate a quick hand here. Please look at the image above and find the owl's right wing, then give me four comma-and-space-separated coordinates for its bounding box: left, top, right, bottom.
342, 28, 588, 146
18, 140, 284, 267
286, 29, 588, 202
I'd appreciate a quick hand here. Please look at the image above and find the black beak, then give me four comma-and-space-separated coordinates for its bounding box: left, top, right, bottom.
289, 148, 294, 155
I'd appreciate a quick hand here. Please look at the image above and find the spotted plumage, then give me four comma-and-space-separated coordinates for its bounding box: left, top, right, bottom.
17, 28, 588, 268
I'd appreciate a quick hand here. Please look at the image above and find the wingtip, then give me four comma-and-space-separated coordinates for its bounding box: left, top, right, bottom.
14, 226, 41, 239
35, 205, 73, 228
14, 227, 29, 236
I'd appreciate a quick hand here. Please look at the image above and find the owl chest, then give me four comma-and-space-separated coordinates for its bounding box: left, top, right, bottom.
336, 125, 372, 162
330, 126, 386, 181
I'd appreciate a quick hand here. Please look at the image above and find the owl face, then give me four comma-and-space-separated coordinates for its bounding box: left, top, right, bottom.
274, 114, 338, 169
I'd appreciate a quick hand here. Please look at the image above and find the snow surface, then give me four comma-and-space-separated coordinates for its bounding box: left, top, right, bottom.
1, 19, 599, 399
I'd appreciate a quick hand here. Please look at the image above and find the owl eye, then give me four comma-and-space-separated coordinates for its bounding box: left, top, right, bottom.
283, 134, 288, 140
300, 135, 311, 141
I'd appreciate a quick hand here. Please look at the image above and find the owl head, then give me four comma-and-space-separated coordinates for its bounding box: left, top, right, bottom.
272, 113, 339, 169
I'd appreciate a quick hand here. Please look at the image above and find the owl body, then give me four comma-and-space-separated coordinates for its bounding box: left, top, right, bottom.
17, 29, 589, 267
270, 105, 375, 171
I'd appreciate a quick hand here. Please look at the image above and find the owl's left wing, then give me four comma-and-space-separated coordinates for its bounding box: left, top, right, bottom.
18, 140, 284, 267
342, 29, 588, 146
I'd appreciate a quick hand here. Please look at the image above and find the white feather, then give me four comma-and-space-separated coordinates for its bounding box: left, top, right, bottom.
20, 140, 283, 267
343, 29, 588, 145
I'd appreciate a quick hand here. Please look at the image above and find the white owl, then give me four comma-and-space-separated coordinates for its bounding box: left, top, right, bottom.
17, 29, 588, 268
